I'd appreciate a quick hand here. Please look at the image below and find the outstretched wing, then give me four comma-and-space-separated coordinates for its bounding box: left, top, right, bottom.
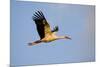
32, 11, 52, 39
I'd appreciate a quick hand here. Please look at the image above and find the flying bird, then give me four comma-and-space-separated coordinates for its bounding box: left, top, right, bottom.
29, 11, 71, 46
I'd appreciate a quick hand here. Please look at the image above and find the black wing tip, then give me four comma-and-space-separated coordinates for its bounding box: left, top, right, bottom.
52, 26, 59, 32
55, 26, 59, 31
32, 10, 45, 21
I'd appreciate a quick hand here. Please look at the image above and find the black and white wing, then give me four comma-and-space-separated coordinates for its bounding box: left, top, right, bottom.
32, 11, 52, 39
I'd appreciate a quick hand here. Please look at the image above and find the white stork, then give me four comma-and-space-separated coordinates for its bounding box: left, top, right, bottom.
29, 11, 71, 46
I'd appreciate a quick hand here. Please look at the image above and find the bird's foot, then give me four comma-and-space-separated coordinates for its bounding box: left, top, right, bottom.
28, 43, 33, 46
28, 42, 38, 46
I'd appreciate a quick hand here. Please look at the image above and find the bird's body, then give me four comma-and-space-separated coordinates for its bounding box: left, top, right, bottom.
29, 11, 71, 46
41, 33, 58, 42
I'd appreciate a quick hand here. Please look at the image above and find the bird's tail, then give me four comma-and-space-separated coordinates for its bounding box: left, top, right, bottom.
28, 40, 42, 46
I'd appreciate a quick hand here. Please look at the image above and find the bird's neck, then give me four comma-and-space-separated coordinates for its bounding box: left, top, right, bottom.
56, 36, 66, 39
52, 33, 67, 39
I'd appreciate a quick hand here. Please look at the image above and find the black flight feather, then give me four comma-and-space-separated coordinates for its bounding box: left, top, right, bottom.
32, 11, 52, 39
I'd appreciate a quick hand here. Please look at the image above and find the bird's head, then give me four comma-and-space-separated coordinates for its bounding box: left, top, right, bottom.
64, 36, 71, 40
